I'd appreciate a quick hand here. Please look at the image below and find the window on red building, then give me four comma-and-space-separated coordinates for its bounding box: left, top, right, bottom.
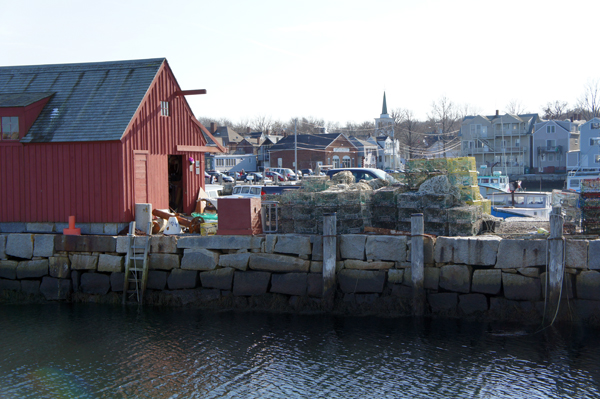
1, 116, 19, 140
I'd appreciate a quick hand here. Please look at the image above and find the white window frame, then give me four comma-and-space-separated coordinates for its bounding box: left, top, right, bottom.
160, 101, 170, 117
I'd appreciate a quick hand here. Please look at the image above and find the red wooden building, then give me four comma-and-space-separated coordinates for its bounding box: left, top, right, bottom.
0, 58, 225, 224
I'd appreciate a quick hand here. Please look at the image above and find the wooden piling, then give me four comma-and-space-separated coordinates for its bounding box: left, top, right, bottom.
546, 205, 564, 323
411, 213, 425, 316
322, 213, 337, 309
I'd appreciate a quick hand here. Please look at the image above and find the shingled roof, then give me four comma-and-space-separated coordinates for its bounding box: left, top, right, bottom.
0, 58, 165, 143
269, 133, 349, 151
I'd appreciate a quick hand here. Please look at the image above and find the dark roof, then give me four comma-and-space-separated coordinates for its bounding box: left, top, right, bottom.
0, 92, 55, 107
269, 133, 353, 151
0, 58, 165, 143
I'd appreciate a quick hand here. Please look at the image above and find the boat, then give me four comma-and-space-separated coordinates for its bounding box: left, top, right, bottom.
566, 169, 600, 193
489, 191, 552, 220
477, 170, 510, 198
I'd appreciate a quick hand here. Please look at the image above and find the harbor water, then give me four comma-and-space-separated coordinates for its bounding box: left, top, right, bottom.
1, 304, 599, 398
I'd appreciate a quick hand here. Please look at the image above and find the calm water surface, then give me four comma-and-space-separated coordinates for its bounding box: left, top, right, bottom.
1, 304, 599, 398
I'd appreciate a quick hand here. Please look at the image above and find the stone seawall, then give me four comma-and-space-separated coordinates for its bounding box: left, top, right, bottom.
1, 233, 600, 325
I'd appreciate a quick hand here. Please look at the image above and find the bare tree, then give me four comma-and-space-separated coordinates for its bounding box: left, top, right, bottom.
542, 100, 570, 120
505, 99, 527, 115
577, 79, 600, 119
392, 108, 426, 160
427, 96, 460, 158
251, 115, 275, 132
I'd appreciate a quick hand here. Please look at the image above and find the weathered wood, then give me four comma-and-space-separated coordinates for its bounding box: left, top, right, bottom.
322, 213, 337, 308
174, 89, 207, 96
546, 206, 564, 323
176, 145, 226, 153
411, 213, 425, 316
152, 209, 191, 228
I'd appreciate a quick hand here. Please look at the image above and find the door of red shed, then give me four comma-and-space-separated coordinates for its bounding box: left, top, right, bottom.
217, 197, 263, 235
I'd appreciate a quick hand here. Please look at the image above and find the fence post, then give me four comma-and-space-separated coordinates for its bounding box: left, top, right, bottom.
322, 213, 337, 309
546, 205, 564, 323
411, 213, 425, 316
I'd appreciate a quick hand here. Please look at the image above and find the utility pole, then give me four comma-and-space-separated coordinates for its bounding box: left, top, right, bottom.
294, 119, 298, 177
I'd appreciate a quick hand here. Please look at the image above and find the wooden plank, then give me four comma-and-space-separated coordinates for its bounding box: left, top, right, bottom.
174, 89, 207, 96
176, 145, 225, 153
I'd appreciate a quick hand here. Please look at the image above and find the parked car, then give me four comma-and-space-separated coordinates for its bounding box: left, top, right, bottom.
242, 172, 272, 183
207, 171, 234, 183
326, 168, 399, 184
270, 168, 298, 181
384, 169, 403, 174
265, 171, 286, 182
300, 169, 314, 177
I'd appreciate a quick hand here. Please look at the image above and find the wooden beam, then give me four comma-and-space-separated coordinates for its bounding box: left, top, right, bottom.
174, 89, 207, 96
177, 145, 226, 153
190, 117, 228, 153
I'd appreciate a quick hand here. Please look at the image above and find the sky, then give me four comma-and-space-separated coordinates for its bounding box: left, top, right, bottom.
2, 0, 599, 126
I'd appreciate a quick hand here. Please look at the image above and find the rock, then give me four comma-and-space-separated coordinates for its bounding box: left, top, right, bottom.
502, 273, 541, 301
40, 277, 72, 300
49, 256, 71, 279
110, 272, 124, 292
365, 236, 407, 262
0, 279, 20, 291
310, 261, 323, 273
69, 254, 98, 270
177, 235, 263, 250
167, 269, 198, 290
218, 253, 251, 271
147, 271, 168, 290
249, 253, 310, 273
273, 235, 312, 256
33, 234, 55, 257
71, 270, 81, 292
149, 254, 180, 270
6, 234, 34, 259
388, 269, 404, 284
55, 236, 116, 252
588, 240, 600, 270
424, 267, 440, 290
340, 235, 366, 260
402, 268, 412, 287
181, 249, 219, 271
391, 284, 412, 298
338, 270, 386, 293
439, 265, 472, 293
311, 236, 323, 261
16, 260, 48, 279
233, 271, 271, 296
566, 240, 588, 269
98, 254, 124, 273
434, 236, 501, 266
307, 273, 323, 297
428, 293, 458, 313
80, 273, 110, 295
200, 267, 234, 290
270, 273, 308, 296
149, 236, 178, 253
471, 269, 502, 295
495, 240, 546, 268
21, 280, 40, 295
517, 267, 540, 278
576, 271, 600, 301
540, 272, 574, 299
459, 294, 488, 314
0, 260, 18, 279
344, 259, 394, 270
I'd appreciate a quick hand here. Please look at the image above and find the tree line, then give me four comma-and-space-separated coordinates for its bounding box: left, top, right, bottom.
199, 79, 600, 158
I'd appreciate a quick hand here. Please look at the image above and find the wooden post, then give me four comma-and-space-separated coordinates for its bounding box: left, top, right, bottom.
411, 213, 425, 316
546, 205, 564, 323
322, 213, 337, 309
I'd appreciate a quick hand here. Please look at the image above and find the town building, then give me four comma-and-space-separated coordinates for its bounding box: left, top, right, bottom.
374, 92, 402, 169
0, 58, 225, 226
460, 111, 540, 175
533, 119, 582, 173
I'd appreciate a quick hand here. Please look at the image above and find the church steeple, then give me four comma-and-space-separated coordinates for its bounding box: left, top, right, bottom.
382, 92, 388, 115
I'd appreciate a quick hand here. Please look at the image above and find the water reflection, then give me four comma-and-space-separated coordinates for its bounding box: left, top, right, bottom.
0, 304, 599, 398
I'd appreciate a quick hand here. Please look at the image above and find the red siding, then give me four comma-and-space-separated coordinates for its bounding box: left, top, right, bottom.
0, 141, 123, 223
121, 61, 207, 216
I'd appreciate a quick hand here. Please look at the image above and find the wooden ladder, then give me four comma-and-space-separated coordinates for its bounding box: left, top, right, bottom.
122, 221, 151, 305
